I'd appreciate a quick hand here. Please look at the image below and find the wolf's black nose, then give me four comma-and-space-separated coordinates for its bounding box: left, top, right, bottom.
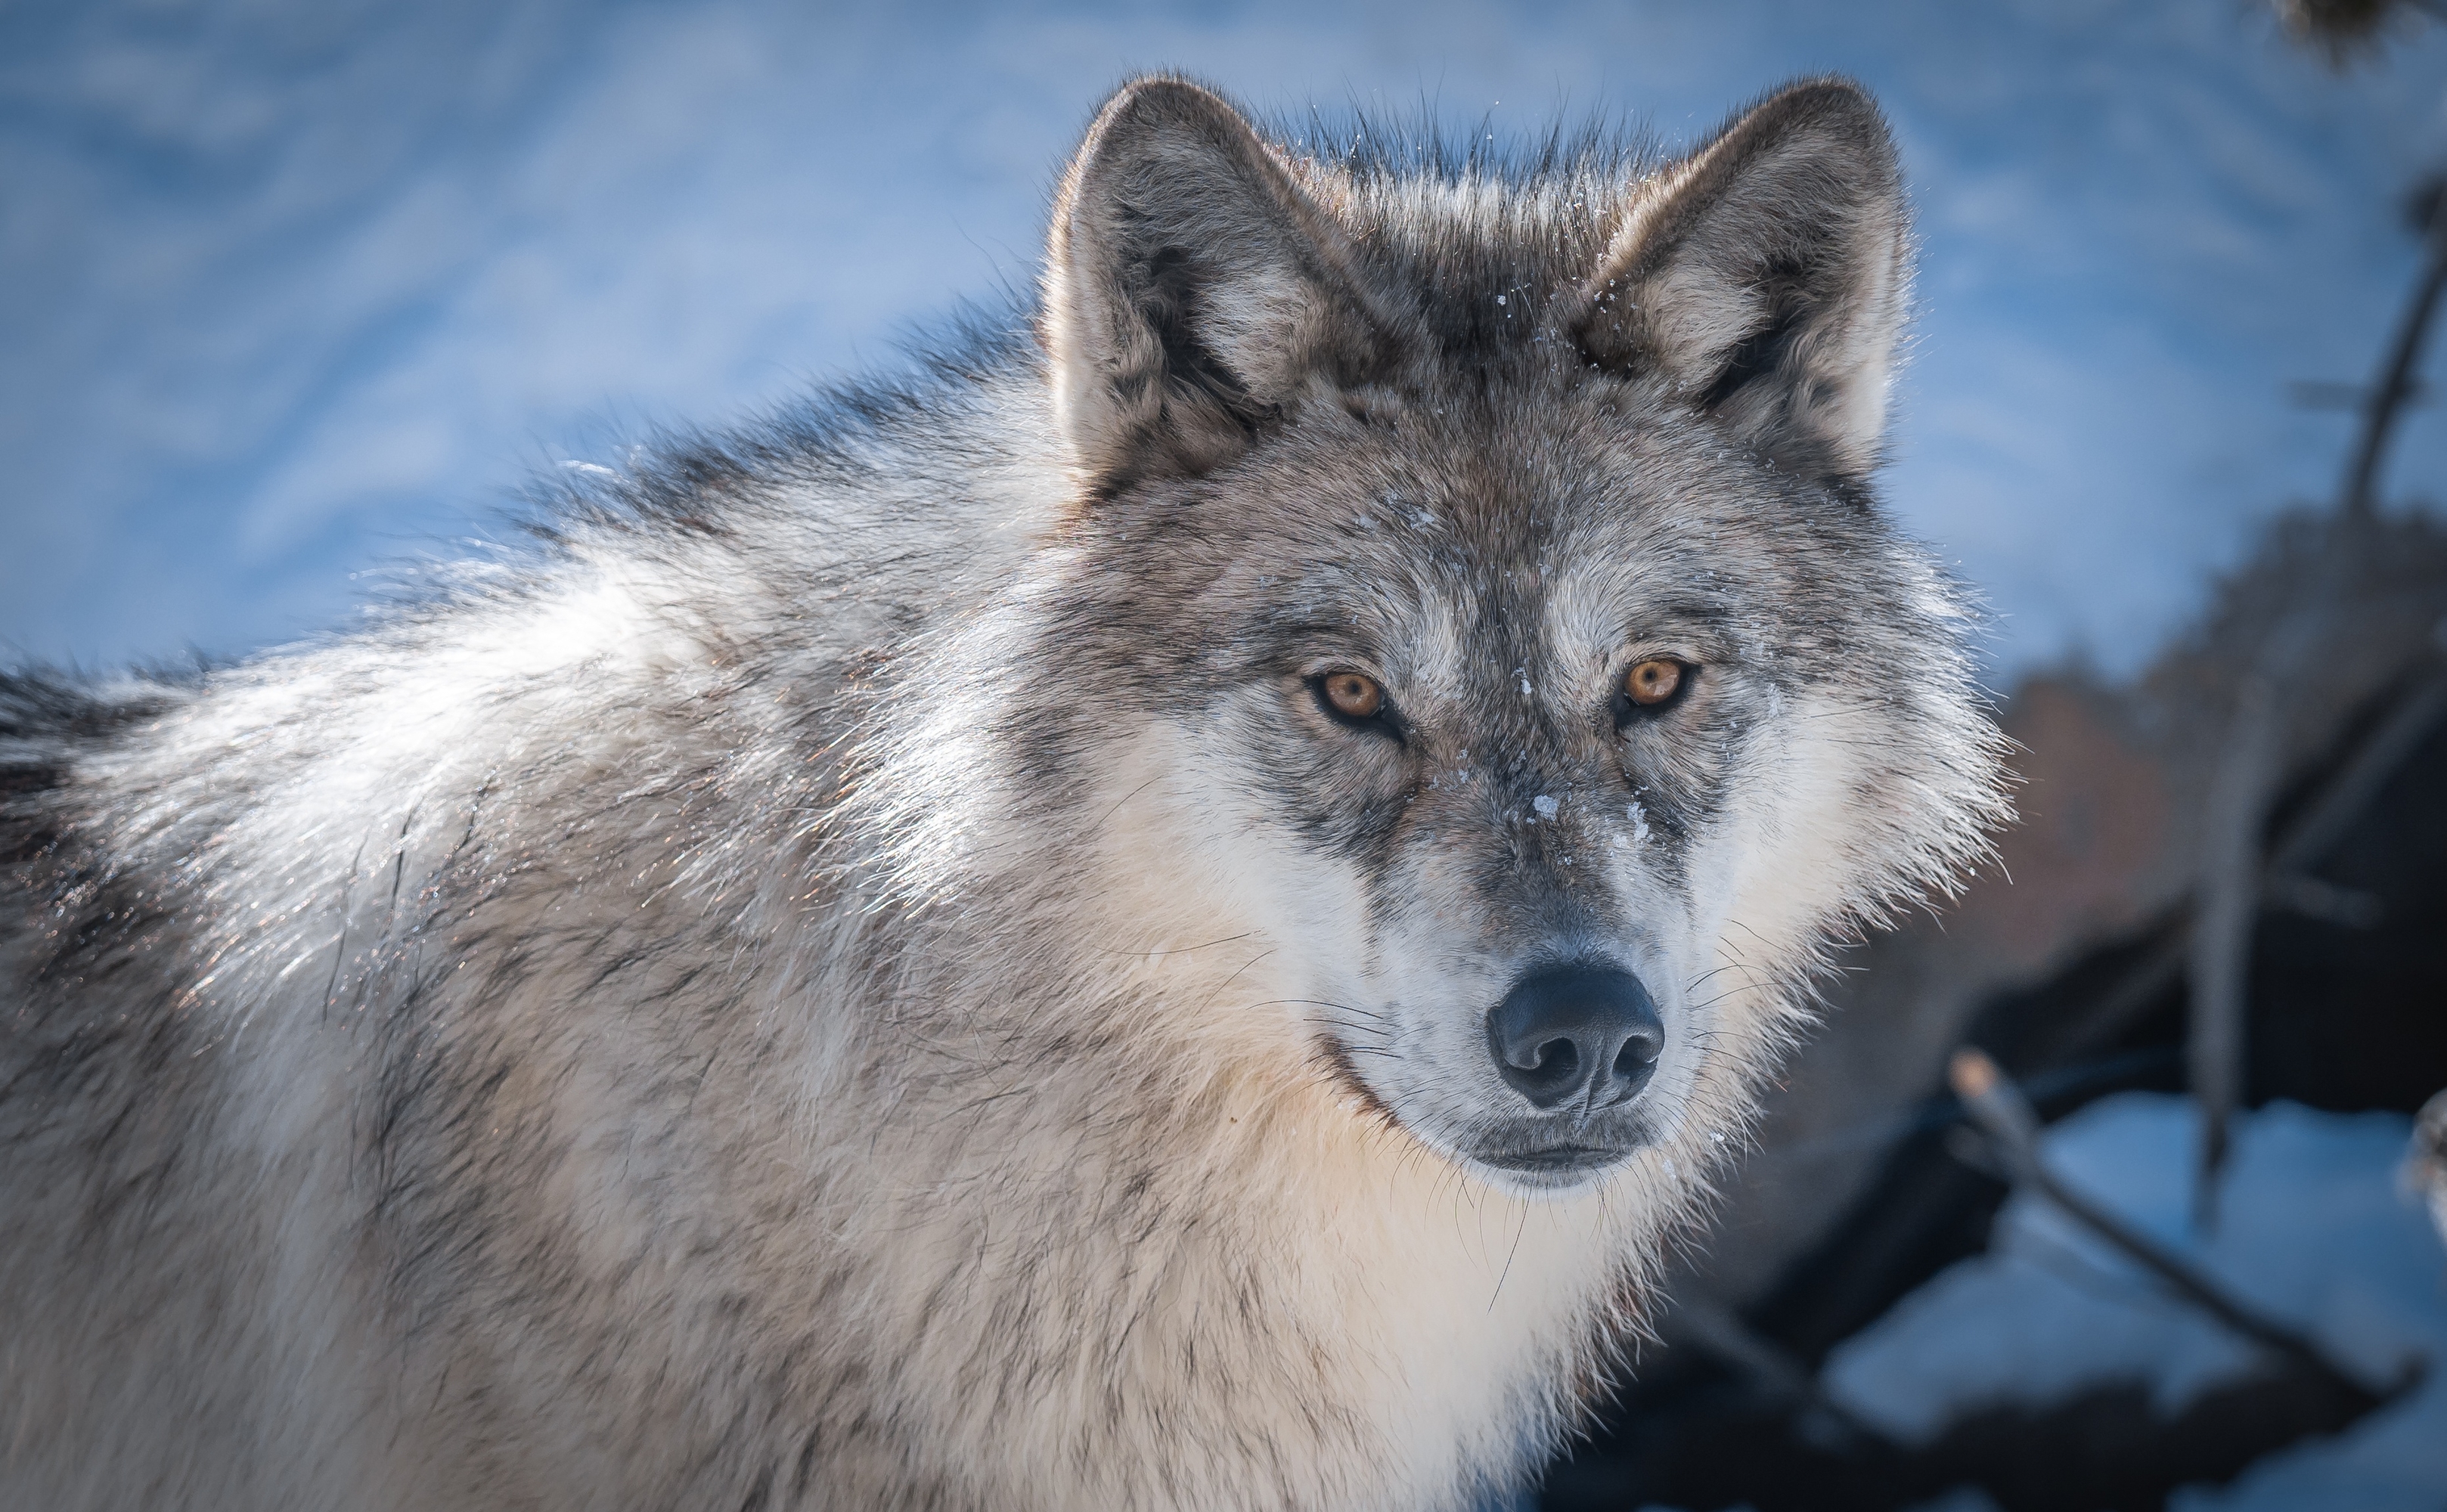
1487, 963, 1664, 1112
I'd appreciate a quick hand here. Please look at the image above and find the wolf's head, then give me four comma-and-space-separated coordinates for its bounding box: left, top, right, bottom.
891, 78, 2005, 1198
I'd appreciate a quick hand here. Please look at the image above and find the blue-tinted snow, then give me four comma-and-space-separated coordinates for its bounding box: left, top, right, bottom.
1824, 1093, 2447, 1508
2, 1, 2446, 673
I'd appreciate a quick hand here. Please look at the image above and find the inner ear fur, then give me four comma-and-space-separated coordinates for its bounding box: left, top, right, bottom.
1042, 77, 1392, 495
1577, 78, 1909, 482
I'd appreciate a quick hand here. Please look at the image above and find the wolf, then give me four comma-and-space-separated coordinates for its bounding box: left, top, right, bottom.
0, 75, 2005, 1510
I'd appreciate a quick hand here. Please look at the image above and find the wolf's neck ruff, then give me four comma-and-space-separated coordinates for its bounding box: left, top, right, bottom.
0, 76, 2005, 1511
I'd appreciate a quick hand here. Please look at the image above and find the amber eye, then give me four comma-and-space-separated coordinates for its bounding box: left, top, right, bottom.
1320, 671, 1385, 720
1623, 658, 1685, 708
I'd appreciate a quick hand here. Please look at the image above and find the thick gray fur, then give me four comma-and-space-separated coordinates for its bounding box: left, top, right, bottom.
1, 76, 2007, 1510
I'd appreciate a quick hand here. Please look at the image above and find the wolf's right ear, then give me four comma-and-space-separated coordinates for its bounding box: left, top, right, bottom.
1043, 78, 1392, 497
1574, 79, 1909, 484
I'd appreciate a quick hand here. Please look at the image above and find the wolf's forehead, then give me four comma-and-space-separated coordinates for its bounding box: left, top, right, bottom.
1218, 409, 1762, 675
1281, 516, 1726, 684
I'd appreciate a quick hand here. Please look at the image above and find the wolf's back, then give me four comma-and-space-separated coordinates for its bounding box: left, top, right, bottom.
0, 371, 1068, 1510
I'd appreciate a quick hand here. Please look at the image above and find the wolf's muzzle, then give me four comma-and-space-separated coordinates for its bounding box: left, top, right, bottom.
1486, 962, 1663, 1113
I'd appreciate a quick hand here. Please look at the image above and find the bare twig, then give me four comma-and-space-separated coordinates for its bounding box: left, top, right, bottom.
1946, 1049, 2406, 1405
2269, 669, 2447, 875
2186, 659, 2447, 1222
2175, 166, 2447, 1223
2052, 667, 2447, 1068
2188, 676, 2280, 1228
2342, 185, 2447, 517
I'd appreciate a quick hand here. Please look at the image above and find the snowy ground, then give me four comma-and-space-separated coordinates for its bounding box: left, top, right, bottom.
8, 2, 2447, 674
1821, 1092, 2447, 1510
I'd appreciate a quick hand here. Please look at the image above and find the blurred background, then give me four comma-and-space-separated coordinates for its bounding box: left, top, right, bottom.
6, 2, 2447, 1508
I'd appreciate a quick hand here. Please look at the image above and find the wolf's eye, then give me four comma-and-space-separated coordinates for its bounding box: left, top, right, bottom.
1622, 659, 1686, 708
1320, 671, 1385, 720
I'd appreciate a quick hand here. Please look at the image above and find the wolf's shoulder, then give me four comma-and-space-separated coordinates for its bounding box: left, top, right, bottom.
1, 339, 1061, 1009
14, 337, 1059, 791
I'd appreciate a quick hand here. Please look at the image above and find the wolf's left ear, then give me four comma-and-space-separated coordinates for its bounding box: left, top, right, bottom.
1576, 79, 1908, 483
1043, 77, 1394, 495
